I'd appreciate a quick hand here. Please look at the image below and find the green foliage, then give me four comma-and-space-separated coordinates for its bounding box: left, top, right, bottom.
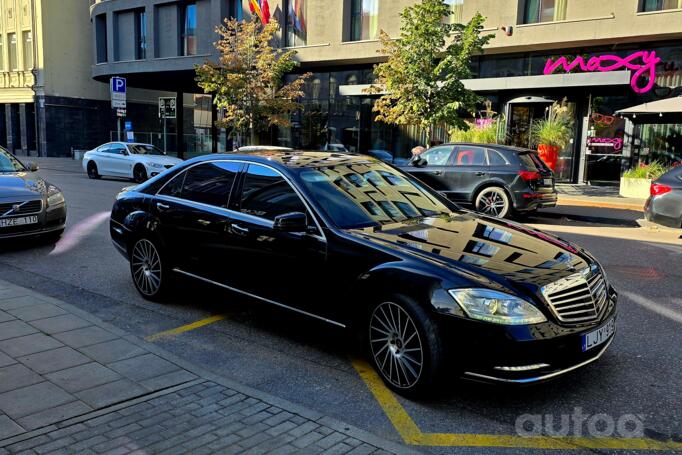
622, 161, 668, 180
368, 0, 493, 143
530, 99, 573, 149
195, 19, 311, 144
450, 121, 500, 144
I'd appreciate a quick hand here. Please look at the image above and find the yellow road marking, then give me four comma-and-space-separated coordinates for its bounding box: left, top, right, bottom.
351, 357, 682, 450
145, 314, 228, 342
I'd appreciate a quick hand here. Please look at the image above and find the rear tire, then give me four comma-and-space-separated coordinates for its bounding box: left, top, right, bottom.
474, 186, 511, 218
133, 165, 148, 183
130, 237, 171, 302
87, 161, 101, 180
367, 294, 443, 397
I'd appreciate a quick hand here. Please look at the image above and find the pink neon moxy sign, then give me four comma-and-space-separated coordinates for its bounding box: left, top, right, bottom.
543, 51, 661, 94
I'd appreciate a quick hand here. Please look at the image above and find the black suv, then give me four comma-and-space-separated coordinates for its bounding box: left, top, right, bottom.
402, 143, 558, 218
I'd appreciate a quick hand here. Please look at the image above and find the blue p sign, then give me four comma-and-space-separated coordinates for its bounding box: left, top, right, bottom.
111, 77, 126, 93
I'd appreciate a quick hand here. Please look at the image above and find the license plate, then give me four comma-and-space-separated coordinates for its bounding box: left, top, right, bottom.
0, 216, 38, 228
582, 317, 615, 352
543, 178, 553, 186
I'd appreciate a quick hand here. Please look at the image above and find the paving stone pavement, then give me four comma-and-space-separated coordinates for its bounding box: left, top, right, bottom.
0, 280, 419, 454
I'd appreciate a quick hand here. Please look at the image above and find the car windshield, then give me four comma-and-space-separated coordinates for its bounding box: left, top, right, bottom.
128, 144, 165, 156
298, 162, 453, 229
0, 149, 26, 172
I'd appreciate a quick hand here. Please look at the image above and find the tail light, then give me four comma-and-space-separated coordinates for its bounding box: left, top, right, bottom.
518, 170, 541, 181
650, 183, 672, 196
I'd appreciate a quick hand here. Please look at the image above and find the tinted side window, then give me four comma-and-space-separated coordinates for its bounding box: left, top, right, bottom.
159, 172, 186, 198
453, 146, 486, 166
180, 162, 240, 207
96, 144, 111, 153
420, 146, 453, 166
240, 164, 306, 220
487, 149, 509, 166
109, 145, 127, 155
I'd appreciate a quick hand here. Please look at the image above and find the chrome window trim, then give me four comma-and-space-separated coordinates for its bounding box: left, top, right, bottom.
173, 268, 345, 328
155, 158, 327, 242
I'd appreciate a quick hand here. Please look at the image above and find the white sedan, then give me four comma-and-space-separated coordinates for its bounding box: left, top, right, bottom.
82, 142, 183, 183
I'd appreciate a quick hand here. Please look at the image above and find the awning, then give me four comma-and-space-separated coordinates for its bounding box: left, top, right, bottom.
616, 96, 682, 115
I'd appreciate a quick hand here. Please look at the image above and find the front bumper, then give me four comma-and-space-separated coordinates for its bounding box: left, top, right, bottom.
0, 204, 67, 239
437, 288, 617, 384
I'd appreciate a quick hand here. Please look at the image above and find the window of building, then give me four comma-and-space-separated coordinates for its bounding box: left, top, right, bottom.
522, 0, 566, 24
22, 31, 32, 69
349, 0, 379, 41
182, 3, 197, 56
96, 14, 108, 63
135, 9, 147, 59
180, 162, 241, 207
240, 164, 307, 220
444, 0, 464, 23
639, 0, 682, 11
0, 39, 4, 72
228, 0, 243, 20
8, 33, 17, 70
285, 0, 306, 46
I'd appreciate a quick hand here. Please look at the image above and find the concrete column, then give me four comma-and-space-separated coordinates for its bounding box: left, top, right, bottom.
36, 96, 47, 157
176, 91, 184, 159
5, 104, 16, 154
19, 104, 28, 155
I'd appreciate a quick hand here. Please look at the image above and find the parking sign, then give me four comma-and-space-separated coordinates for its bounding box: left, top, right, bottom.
110, 77, 127, 109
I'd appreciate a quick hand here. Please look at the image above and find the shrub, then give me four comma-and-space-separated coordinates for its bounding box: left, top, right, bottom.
450, 121, 500, 144
622, 161, 668, 180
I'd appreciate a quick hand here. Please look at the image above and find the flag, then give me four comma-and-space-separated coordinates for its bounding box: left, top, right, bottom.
289, 0, 306, 35
249, 0, 270, 25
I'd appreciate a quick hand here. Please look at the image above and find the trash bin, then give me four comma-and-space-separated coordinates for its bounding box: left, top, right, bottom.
72, 149, 86, 160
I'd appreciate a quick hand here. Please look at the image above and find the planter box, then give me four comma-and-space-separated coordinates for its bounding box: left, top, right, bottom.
620, 177, 651, 199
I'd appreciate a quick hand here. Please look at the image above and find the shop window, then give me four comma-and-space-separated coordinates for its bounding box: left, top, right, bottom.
444, 0, 464, 23
96, 14, 108, 63
285, 0, 306, 47
8, 33, 17, 71
639, 0, 682, 11
135, 9, 147, 59
349, 0, 379, 41
182, 3, 197, 56
521, 0, 567, 24
228, 0, 243, 20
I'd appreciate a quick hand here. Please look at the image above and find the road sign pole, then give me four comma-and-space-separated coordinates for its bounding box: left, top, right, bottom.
117, 117, 122, 142
163, 118, 167, 153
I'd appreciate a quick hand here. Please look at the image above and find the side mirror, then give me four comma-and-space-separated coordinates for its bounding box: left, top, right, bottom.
273, 212, 308, 233
26, 162, 39, 172
412, 157, 427, 168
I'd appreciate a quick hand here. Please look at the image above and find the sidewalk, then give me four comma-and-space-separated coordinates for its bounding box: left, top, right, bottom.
556, 184, 645, 211
0, 279, 419, 455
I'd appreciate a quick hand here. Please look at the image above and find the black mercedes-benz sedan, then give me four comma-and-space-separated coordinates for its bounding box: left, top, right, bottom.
111, 151, 616, 395
0, 148, 66, 241
402, 143, 558, 218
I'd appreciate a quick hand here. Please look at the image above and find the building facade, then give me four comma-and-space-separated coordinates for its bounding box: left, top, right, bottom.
90, 0, 682, 184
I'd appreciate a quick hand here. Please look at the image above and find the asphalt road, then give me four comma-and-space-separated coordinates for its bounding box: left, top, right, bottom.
1, 158, 681, 454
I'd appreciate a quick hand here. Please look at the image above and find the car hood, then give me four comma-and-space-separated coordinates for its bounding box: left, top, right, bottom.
135, 155, 183, 166
0, 172, 48, 201
346, 212, 593, 290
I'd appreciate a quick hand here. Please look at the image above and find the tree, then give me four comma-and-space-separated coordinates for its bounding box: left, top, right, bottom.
196, 19, 311, 145
368, 0, 492, 145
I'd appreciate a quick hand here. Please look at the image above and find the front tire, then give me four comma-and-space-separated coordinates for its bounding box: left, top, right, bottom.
130, 237, 170, 301
367, 295, 443, 396
133, 165, 148, 183
474, 186, 511, 218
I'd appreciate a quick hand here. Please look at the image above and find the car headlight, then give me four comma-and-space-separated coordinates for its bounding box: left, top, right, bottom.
47, 186, 65, 208
448, 288, 546, 325
147, 162, 164, 169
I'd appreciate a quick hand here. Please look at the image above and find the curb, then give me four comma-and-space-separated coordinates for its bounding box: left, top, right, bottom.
557, 197, 644, 212
0, 280, 423, 455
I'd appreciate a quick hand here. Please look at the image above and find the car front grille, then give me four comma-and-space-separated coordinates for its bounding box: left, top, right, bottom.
0, 200, 42, 217
541, 266, 608, 324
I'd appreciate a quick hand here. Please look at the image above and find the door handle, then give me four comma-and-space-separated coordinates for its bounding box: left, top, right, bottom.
475, 172, 486, 176
230, 223, 249, 236
156, 202, 170, 211
433, 170, 444, 176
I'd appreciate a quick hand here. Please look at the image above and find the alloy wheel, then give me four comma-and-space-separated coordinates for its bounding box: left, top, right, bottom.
369, 302, 424, 389
476, 189, 509, 217
134, 166, 147, 183
131, 239, 162, 296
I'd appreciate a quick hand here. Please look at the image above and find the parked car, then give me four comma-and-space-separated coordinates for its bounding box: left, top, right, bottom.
111, 151, 616, 395
82, 142, 182, 183
237, 146, 294, 153
0, 147, 66, 240
402, 143, 558, 218
645, 165, 682, 228
363, 149, 394, 163
322, 143, 349, 153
